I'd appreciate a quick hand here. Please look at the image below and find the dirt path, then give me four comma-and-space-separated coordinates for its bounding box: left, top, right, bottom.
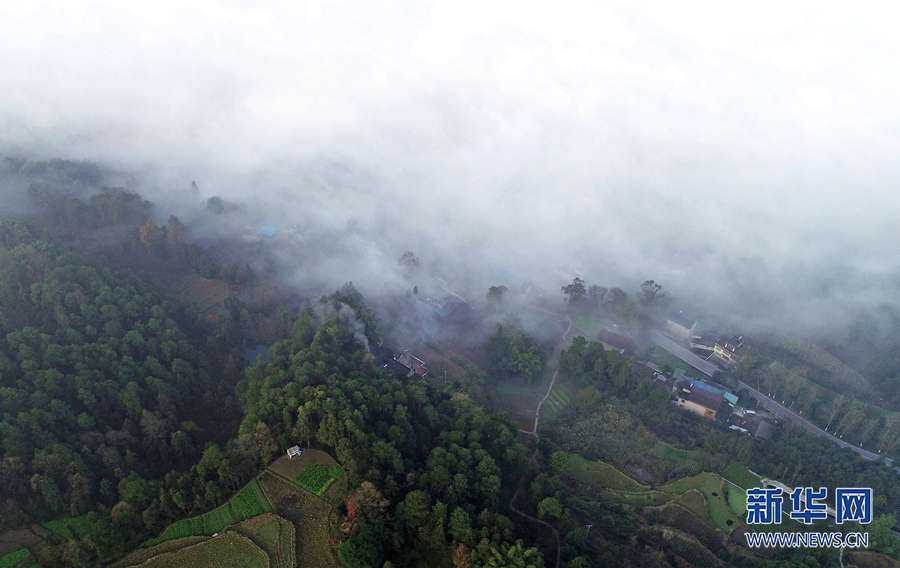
520, 313, 577, 436
510, 310, 585, 568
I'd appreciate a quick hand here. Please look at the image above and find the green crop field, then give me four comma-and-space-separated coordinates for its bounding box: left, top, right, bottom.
202, 503, 238, 534
293, 463, 342, 496
144, 479, 274, 548
542, 383, 575, 421
145, 516, 205, 546
723, 462, 763, 490
0, 548, 33, 568
565, 454, 648, 492
141, 533, 267, 568
232, 479, 273, 520
42, 515, 93, 540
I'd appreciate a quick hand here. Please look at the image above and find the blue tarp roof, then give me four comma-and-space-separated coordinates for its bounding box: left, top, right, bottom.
691, 380, 725, 396
258, 226, 277, 236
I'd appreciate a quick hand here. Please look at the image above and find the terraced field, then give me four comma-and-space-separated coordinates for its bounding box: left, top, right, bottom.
564, 455, 648, 492
258, 471, 338, 568
566, 451, 744, 535
143, 478, 274, 547
117, 514, 295, 568
234, 513, 295, 568
141, 533, 266, 568
660, 472, 741, 532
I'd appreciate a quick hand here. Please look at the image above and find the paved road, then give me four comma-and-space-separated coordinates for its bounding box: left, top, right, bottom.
650, 329, 894, 466
650, 331, 718, 377
738, 381, 893, 466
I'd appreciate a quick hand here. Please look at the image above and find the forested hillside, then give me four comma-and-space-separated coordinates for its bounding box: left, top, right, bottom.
240, 292, 541, 567
0, 159, 548, 567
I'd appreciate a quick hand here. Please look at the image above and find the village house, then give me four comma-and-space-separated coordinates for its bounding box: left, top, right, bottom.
689, 333, 717, 355
667, 312, 697, 342
597, 329, 636, 356
672, 377, 737, 420
713, 335, 745, 365
676, 387, 724, 420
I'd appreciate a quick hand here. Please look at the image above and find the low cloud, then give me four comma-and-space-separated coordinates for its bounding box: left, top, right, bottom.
2, 1, 899, 341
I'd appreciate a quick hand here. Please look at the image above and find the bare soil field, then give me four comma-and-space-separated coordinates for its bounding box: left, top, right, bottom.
268, 450, 338, 482
172, 274, 230, 314
257, 472, 338, 568
0, 529, 40, 548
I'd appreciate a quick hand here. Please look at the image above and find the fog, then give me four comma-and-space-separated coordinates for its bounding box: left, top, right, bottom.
2, 1, 900, 340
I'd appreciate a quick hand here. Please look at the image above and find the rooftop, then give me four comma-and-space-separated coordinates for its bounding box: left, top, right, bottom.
598, 329, 635, 355
688, 388, 724, 411
668, 311, 696, 330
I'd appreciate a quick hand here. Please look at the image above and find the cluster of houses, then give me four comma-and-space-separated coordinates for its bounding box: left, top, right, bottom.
667, 367, 773, 439
664, 313, 773, 439
667, 312, 746, 368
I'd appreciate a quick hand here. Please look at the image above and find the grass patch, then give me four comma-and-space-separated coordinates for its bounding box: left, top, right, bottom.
602, 490, 675, 507
661, 472, 740, 532
649, 349, 705, 380
492, 383, 537, 397
672, 490, 713, 526
725, 480, 746, 519
565, 454, 648, 492
141, 533, 267, 568
42, 515, 92, 540
705, 484, 740, 533
570, 314, 607, 339
293, 463, 342, 496
652, 441, 701, 462
660, 472, 716, 494
723, 462, 763, 490
0, 549, 32, 568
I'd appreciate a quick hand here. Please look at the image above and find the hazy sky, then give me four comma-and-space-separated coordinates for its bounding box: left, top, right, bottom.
2, 1, 899, 333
